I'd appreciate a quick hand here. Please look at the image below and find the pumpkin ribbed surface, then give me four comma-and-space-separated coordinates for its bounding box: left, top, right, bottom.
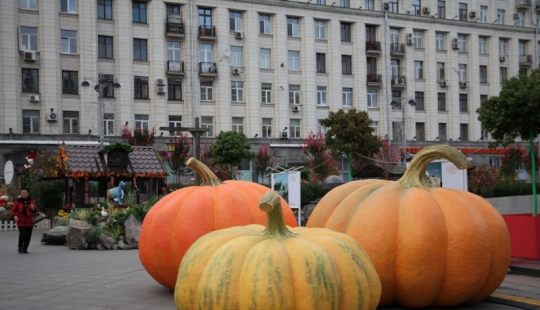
174, 191, 381, 310
139, 158, 297, 290
307, 145, 511, 308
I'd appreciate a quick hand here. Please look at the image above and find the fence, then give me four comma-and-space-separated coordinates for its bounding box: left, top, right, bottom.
0, 219, 51, 232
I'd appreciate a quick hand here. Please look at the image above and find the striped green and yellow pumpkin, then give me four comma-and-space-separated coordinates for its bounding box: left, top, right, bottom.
174, 191, 382, 310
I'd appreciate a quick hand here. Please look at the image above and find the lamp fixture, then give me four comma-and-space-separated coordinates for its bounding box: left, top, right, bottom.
254, 133, 259, 138
125, 121, 129, 126
167, 140, 176, 152
435, 136, 439, 141
88, 129, 92, 135
283, 127, 288, 131
9, 128, 12, 134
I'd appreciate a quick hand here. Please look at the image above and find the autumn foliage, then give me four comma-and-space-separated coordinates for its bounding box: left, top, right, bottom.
468, 166, 499, 194
123, 124, 156, 146
302, 131, 339, 183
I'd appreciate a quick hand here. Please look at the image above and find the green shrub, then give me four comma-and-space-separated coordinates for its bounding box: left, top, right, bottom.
87, 210, 102, 226
301, 183, 328, 207
29, 180, 64, 211
478, 182, 540, 198
74, 209, 90, 221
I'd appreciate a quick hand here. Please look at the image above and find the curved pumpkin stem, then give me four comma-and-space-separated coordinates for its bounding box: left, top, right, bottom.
259, 191, 297, 240
397, 144, 473, 189
186, 157, 224, 187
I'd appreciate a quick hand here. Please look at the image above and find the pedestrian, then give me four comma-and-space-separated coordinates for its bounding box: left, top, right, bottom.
10, 188, 39, 254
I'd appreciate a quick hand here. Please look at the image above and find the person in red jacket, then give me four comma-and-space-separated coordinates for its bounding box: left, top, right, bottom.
10, 188, 38, 254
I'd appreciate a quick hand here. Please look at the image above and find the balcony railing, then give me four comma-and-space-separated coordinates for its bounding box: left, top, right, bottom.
366, 74, 382, 84
366, 41, 381, 53
390, 43, 406, 55
391, 75, 407, 86
199, 62, 217, 76
516, 0, 532, 9
519, 54, 533, 65
198, 26, 216, 39
167, 61, 185, 74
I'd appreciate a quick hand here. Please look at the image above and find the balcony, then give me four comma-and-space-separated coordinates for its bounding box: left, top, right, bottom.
366, 41, 381, 54
391, 75, 407, 88
167, 61, 185, 76
519, 54, 533, 65
516, 0, 532, 10
366, 74, 382, 86
536, 0, 540, 12
166, 14, 184, 39
390, 43, 406, 56
198, 26, 216, 40
199, 62, 217, 77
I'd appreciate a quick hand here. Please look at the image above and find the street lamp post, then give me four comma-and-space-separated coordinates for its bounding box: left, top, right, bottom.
390, 97, 416, 165
81, 73, 121, 146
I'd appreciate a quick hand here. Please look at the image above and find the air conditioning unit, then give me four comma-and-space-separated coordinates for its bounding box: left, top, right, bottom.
406, 33, 413, 45
422, 7, 430, 14
235, 32, 243, 39
452, 38, 459, 50
500, 55, 506, 62
383, 2, 390, 10
29, 95, 40, 102
24, 51, 36, 61
231, 68, 241, 75
469, 11, 476, 18
156, 78, 166, 86
439, 80, 448, 87
514, 13, 519, 19
281, 131, 288, 139
46, 112, 57, 122
459, 81, 468, 89
157, 86, 166, 94
292, 105, 301, 112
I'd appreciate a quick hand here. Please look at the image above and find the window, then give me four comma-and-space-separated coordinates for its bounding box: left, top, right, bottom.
199, 8, 213, 28
499, 39, 507, 55
134, 76, 149, 99
437, 62, 445, 80
166, 4, 180, 15
459, 3, 467, 21
316, 53, 326, 73
367, 89, 377, 108
317, 86, 327, 106
199, 44, 213, 68
497, 9, 505, 25
23, 110, 39, 133
262, 118, 272, 138
316, 0, 326, 4
62, 71, 78, 94
411, 0, 421, 16
229, 11, 242, 31
458, 64, 467, 81
342, 55, 352, 74
416, 123, 425, 141
367, 57, 377, 76
391, 59, 401, 76
201, 116, 214, 137
317, 120, 327, 136
315, 20, 325, 39
168, 41, 181, 62
22, 69, 39, 93
500, 67, 508, 84
287, 17, 299, 37
370, 121, 378, 136
98, 0, 112, 20
200, 81, 213, 101
133, 39, 148, 61
435, 32, 444, 50
232, 117, 244, 133
20, 0, 36, 9
388, 0, 398, 13
231, 81, 244, 102
478, 36, 487, 53
459, 94, 468, 112
20, 27, 38, 51
63, 111, 79, 134
414, 61, 423, 79
168, 115, 182, 136
489, 157, 502, 168
438, 1, 445, 19
260, 14, 270, 34
231, 46, 243, 67
437, 93, 446, 111
460, 124, 469, 141
339, 0, 350, 8
517, 12, 524, 27
413, 31, 422, 48
168, 78, 182, 100
290, 119, 301, 138
289, 85, 300, 104
104, 113, 114, 136
364, 0, 374, 11
98, 36, 113, 58
343, 88, 352, 107
340, 23, 351, 42
288, 50, 300, 71
61, 0, 76, 13
392, 122, 403, 141
261, 83, 272, 103
479, 66, 488, 83
415, 92, 424, 110
133, 2, 147, 23
366, 25, 376, 42
438, 123, 447, 141
391, 90, 401, 105
260, 48, 271, 69
457, 35, 466, 52
135, 114, 149, 131
61, 30, 77, 54
100, 75, 115, 98
480, 6, 487, 23
519, 40, 527, 56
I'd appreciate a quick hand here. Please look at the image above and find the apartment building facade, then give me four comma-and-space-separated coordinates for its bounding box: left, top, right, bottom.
0, 0, 538, 179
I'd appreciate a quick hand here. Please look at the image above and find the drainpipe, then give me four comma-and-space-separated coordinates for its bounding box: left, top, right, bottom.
190, 0, 195, 129
384, 6, 392, 143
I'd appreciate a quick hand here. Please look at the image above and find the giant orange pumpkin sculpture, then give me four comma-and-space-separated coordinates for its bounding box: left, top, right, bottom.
139, 157, 298, 289
307, 145, 511, 308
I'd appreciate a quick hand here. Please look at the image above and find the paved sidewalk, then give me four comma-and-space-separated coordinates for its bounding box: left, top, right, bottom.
0, 230, 538, 310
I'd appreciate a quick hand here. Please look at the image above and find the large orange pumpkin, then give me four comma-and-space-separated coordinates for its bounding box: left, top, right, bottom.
175, 191, 381, 310
139, 157, 298, 289
307, 145, 511, 308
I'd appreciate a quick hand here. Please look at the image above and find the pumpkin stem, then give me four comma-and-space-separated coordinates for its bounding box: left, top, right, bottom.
397, 144, 473, 188
259, 191, 297, 240
186, 157, 224, 187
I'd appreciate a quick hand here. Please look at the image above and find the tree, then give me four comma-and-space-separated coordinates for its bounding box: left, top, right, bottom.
319, 109, 382, 181
122, 124, 156, 146
253, 144, 274, 185
499, 146, 525, 183
168, 133, 191, 181
372, 138, 400, 180
211, 131, 255, 179
199, 141, 235, 181
468, 166, 499, 194
301, 131, 339, 183
477, 69, 540, 216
